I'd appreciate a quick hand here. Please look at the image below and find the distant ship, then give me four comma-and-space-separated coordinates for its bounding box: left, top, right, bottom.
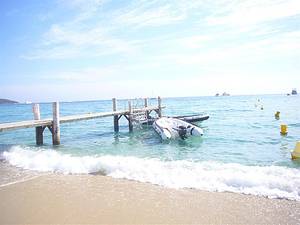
291, 89, 297, 95
222, 92, 230, 96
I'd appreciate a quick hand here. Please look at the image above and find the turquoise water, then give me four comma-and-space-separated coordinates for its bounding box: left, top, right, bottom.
1, 95, 300, 200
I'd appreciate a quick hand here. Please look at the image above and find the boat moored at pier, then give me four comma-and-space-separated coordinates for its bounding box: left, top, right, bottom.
153, 117, 203, 140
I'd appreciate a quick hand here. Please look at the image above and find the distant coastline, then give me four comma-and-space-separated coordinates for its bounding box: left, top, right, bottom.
0, 98, 18, 104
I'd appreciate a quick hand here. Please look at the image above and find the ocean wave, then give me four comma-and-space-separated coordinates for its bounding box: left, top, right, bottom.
2, 146, 300, 201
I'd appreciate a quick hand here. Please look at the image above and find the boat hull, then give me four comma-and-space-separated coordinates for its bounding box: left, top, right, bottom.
153, 117, 203, 140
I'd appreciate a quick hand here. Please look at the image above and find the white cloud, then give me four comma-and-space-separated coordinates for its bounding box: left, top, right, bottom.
174, 35, 211, 49
153, 28, 300, 68
57, 0, 107, 21
24, 23, 135, 59
34, 59, 164, 84
206, 0, 300, 27
15, 0, 299, 100
115, 4, 185, 27
39, 66, 120, 82
112, 0, 212, 28
25, 0, 300, 60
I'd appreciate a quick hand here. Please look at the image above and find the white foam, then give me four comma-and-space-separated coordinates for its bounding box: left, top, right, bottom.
2, 146, 300, 200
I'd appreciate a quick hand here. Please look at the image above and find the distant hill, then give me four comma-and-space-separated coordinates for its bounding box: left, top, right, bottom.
0, 98, 18, 104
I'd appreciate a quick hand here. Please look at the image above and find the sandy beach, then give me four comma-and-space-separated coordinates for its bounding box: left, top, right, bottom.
0, 174, 299, 224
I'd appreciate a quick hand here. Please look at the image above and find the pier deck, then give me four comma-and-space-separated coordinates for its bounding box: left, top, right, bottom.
0, 106, 162, 132
0, 97, 164, 145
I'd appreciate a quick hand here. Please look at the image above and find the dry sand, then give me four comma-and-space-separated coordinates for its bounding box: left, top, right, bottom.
0, 174, 299, 224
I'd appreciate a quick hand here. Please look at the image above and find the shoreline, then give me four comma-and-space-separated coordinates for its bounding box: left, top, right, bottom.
1, 174, 299, 224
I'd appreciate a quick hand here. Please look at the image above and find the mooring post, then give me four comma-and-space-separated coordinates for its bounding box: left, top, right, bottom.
128, 100, 133, 132
144, 98, 149, 119
32, 103, 43, 145
158, 96, 162, 118
112, 98, 119, 132
52, 102, 60, 145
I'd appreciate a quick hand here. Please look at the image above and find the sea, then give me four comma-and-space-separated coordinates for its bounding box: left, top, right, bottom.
0, 95, 300, 200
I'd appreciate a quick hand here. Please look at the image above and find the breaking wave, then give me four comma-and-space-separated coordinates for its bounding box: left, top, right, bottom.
2, 146, 300, 201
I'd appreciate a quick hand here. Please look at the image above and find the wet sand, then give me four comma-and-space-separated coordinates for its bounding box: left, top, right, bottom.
0, 174, 299, 224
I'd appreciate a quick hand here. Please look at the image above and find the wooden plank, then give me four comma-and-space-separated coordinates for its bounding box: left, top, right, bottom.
59, 110, 127, 123
59, 107, 164, 123
0, 120, 52, 132
52, 102, 60, 145
0, 106, 165, 132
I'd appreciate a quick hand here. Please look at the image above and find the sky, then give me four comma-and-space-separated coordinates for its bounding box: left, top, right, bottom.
0, 0, 299, 102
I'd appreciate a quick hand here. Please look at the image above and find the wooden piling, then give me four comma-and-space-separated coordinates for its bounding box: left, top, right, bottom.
33, 104, 41, 120
32, 103, 43, 145
144, 98, 149, 119
157, 96, 162, 118
52, 102, 60, 145
128, 100, 133, 132
112, 98, 119, 132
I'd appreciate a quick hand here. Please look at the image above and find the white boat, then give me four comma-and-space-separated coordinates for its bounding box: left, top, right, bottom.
153, 117, 203, 140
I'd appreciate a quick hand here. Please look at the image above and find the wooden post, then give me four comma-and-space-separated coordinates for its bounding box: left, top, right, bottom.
32, 103, 43, 145
112, 98, 119, 132
128, 100, 133, 132
33, 103, 41, 120
144, 98, 149, 119
158, 96, 162, 118
52, 102, 60, 145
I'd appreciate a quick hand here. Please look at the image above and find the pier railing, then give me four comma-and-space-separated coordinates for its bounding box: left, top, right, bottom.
0, 97, 164, 145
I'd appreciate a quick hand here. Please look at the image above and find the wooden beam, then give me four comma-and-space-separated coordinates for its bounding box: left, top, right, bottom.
128, 100, 133, 132
52, 102, 60, 145
0, 120, 52, 132
112, 98, 119, 132
32, 103, 44, 145
144, 98, 149, 119
157, 96, 162, 118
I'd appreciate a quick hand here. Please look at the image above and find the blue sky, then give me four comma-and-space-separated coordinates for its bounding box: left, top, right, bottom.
1, 0, 300, 102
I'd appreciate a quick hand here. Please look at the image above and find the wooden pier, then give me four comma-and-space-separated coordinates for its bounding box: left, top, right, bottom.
0, 97, 164, 145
